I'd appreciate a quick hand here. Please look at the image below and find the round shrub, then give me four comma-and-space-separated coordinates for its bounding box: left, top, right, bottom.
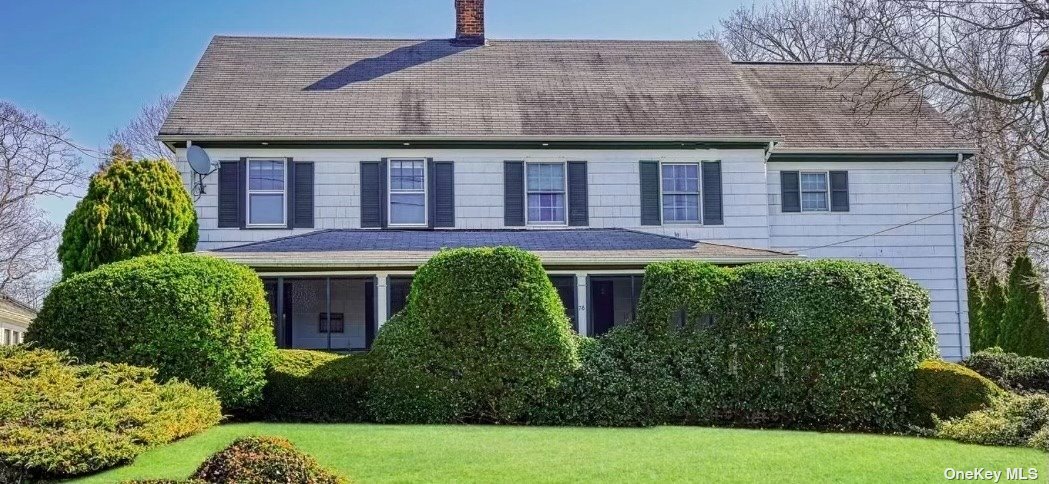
636, 261, 735, 333
59, 158, 197, 278
912, 359, 1004, 425
192, 436, 346, 484
28, 254, 277, 409
0, 347, 221, 481
368, 247, 579, 423
964, 348, 1049, 394
254, 350, 372, 422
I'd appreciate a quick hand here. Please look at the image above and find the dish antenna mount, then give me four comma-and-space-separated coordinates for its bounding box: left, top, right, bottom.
186, 145, 215, 196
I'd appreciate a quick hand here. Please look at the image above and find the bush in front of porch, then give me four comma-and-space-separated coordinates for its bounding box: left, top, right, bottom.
250, 349, 372, 422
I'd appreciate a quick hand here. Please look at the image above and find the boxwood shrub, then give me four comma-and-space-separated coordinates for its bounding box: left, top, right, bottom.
0, 347, 221, 481
368, 247, 579, 423
964, 348, 1049, 394
912, 359, 1004, 425
28, 254, 277, 409
192, 436, 347, 484
253, 349, 372, 422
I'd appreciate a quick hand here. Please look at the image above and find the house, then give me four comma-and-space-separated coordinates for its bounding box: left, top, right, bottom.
0, 295, 34, 346
160, 0, 973, 359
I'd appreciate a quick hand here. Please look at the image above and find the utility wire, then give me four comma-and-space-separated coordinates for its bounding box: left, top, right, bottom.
795, 202, 963, 252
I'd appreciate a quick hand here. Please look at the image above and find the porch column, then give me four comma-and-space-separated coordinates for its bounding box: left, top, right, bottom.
375, 273, 389, 329
575, 271, 588, 337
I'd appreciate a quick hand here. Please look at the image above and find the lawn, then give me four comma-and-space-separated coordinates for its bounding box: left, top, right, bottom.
74, 424, 1047, 483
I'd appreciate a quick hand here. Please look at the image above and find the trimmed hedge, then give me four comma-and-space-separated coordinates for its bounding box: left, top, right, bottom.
368, 247, 579, 423
540, 260, 939, 430
0, 347, 221, 481
965, 348, 1049, 394
192, 436, 347, 483
28, 254, 277, 409
635, 261, 736, 333
912, 359, 1004, 425
254, 350, 371, 422
937, 394, 1049, 451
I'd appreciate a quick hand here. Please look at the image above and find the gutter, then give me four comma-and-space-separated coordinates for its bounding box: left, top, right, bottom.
156, 134, 783, 144
951, 153, 968, 358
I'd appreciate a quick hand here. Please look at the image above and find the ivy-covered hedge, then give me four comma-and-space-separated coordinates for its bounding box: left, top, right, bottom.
965, 348, 1049, 394
368, 247, 579, 423
912, 359, 1004, 425
540, 260, 939, 430
28, 254, 277, 409
253, 350, 372, 422
0, 347, 221, 481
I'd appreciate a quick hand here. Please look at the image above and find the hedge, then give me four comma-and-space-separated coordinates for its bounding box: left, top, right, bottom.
368, 247, 579, 423
912, 359, 1004, 425
192, 436, 347, 484
540, 260, 939, 430
965, 348, 1049, 394
253, 350, 372, 422
0, 347, 221, 481
635, 260, 736, 333
28, 254, 277, 409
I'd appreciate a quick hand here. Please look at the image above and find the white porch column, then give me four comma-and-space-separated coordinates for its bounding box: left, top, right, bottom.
375, 273, 389, 329
575, 271, 589, 337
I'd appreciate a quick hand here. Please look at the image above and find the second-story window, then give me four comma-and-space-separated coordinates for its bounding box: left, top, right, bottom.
247, 158, 287, 226
389, 159, 427, 226
800, 172, 830, 212
526, 162, 566, 224
661, 163, 700, 223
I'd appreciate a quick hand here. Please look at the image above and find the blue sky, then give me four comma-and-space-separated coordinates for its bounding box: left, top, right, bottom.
2, 0, 751, 221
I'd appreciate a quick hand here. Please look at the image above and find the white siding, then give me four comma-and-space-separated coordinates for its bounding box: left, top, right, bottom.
767, 161, 969, 360
180, 148, 968, 358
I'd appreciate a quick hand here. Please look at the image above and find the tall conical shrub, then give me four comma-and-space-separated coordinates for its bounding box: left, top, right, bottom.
968, 275, 986, 351
982, 276, 1007, 349
1000, 255, 1049, 357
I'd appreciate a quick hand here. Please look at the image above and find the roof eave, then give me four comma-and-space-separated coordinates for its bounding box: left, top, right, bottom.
156, 134, 783, 144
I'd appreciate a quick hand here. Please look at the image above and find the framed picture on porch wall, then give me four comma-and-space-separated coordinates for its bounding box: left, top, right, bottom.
318, 313, 345, 333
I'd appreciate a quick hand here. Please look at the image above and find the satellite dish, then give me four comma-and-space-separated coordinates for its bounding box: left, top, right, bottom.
187, 145, 212, 175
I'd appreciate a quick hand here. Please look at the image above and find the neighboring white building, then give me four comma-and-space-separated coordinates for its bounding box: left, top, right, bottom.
160, 1, 973, 359
0, 295, 34, 347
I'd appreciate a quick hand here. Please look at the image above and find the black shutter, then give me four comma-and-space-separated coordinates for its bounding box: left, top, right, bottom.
430, 161, 455, 228
639, 160, 661, 225
567, 161, 589, 226
830, 171, 850, 212
285, 159, 296, 229
504, 161, 525, 226
360, 161, 385, 228
701, 161, 723, 225
780, 171, 801, 212
217, 160, 242, 228
292, 162, 315, 228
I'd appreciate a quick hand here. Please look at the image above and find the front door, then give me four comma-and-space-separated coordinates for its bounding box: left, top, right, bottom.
591, 280, 615, 336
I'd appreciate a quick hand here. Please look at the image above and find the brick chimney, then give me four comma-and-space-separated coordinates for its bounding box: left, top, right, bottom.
454, 0, 485, 45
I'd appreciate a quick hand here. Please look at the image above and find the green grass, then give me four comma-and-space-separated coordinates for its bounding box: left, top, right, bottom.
74, 424, 1047, 483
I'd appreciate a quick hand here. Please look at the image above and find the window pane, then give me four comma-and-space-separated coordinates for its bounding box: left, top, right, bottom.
390, 193, 426, 224
661, 164, 699, 193
527, 163, 564, 192
800, 173, 827, 191
391, 160, 424, 191
801, 192, 829, 211
249, 193, 284, 224
662, 194, 699, 222
527, 193, 565, 222
249, 160, 285, 190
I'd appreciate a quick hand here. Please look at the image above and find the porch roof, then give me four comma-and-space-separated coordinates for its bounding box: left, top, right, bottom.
204, 228, 798, 270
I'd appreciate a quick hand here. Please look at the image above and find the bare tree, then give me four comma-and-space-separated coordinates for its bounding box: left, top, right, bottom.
107, 94, 175, 162
0, 101, 86, 305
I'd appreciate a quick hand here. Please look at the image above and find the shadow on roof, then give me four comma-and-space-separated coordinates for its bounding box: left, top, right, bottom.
304, 40, 478, 90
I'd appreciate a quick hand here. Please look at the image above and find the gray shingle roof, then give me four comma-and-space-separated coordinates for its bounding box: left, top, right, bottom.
735, 62, 967, 151
160, 37, 780, 140
206, 228, 797, 270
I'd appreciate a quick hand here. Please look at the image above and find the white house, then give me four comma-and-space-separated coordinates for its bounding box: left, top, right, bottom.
160, 0, 973, 359
0, 295, 34, 347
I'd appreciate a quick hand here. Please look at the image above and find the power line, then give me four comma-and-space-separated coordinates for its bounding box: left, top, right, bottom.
795, 202, 962, 252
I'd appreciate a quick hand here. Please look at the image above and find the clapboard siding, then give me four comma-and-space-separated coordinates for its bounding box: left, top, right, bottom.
767, 162, 968, 360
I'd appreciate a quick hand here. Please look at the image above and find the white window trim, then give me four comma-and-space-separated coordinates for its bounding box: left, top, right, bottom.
387, 159, 428, 227
799, 171, 830, 213
525, 161, 568, 226
659, 162, 703, 225
245, 158, 288, 228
